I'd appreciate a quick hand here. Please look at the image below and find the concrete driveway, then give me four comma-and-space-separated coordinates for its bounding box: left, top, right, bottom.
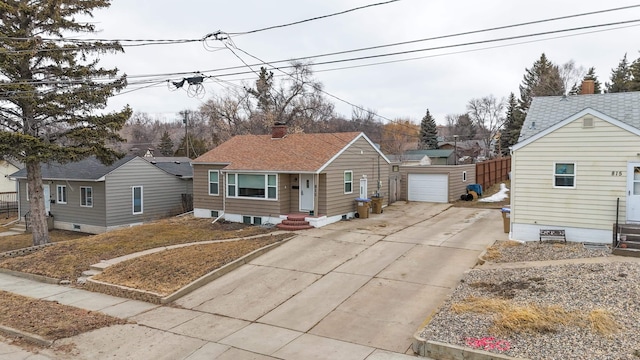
39, 202, 507, 359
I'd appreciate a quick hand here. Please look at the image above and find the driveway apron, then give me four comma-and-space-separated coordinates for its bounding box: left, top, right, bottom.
172, 203, 507, 357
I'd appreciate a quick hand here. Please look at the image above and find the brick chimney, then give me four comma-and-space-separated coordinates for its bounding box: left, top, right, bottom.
271, 122, 287, 139
580, 80, 595, 95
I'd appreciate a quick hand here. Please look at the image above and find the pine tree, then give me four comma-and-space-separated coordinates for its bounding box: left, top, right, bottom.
605, 53, 632, 93
630, 57, 640, 91
518, 53, 565, 114
158, 131, 174, 156
419, 109, 439, 149
0, 1, 131, 245
499, 93, 524, 156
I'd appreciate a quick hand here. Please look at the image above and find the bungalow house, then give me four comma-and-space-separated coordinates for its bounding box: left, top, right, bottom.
191, 124, 391, 228
510, 88, 640, 243
11, 155, 193, 234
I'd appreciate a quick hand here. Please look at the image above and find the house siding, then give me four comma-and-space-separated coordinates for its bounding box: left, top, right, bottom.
223, 173, 286, 217
0, 161, 19, 193
18, 180, 108, 229
399, 164, 476, 202
192, 164, 226, 215
511, 115, 639, 241
105, 158, 187, 227
322, 137, 390, 216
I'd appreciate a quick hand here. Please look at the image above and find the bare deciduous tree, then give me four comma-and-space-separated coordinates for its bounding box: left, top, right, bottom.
466, 95, 505, 158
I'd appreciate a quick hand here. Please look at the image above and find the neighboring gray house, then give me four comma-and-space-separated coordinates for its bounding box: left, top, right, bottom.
389, 149, 455, 165
11, 155, 193, 234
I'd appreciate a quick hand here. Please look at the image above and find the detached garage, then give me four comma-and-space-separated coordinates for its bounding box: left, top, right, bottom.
400, 164, 476, 203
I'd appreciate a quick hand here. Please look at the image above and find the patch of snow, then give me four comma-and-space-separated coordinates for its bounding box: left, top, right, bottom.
478, 183, 509, 202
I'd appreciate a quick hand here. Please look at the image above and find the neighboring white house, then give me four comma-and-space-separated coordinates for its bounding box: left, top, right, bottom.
510, 90, 640, 243
0, 157, 21, 193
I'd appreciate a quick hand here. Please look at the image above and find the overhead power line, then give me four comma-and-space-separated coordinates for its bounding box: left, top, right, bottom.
225, 0, 402, 36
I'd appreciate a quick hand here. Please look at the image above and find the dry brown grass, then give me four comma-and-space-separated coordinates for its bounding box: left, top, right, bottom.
0, 230, 90, 253
483, 240, 522, 262
0, 216, 275, 280
452, 296, 619, 336
94, 234, 292, 295
0, 290, 126, 340
0, 212, 18, 226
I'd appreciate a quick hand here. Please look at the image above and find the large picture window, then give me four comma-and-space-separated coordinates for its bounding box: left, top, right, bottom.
344, 171, 353, 194
132, 186, 143, 214
554, 163, 575, 188
80, 187, 93, 207
208, 170, 219, 195
227, 173, 277, 200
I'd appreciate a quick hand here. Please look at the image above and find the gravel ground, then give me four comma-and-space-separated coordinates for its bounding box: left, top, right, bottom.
420, 244, 640, 360
486, 240, 611, 263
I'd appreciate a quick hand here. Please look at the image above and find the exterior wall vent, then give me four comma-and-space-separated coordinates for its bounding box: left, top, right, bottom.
73, 224, 81, 230
583, 117, 594, 128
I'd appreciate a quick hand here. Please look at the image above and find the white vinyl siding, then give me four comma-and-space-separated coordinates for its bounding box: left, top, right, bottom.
226, 173, 277, 200
57, 185, 67, 204
80, 187, 93, 207
208, 170, 219, 195
132, 186, 143, 214
344, 171, 353, 194
511, 115, 636, 232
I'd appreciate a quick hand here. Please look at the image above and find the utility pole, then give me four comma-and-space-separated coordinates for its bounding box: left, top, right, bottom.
181, 110, 189, 158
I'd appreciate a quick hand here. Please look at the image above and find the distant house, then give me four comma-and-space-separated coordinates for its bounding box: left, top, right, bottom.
389, 149, 455, 165
191, 124, 390, 228
439, 140, 485, 163
11, 155, 193, 234
510, 90, 640, 243
0, 157, 22, 193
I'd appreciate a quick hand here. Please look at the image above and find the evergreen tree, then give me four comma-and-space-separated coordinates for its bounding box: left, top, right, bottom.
419, 109, 439, 149
175, 135, 208, 159
630, 57, 640, 91
570, 67, 603, 95
499, 93, 523, 156
518, 53, 565, 114
0, 1, 131, 245
158, 131, 174, 156
605, 53, 632, 93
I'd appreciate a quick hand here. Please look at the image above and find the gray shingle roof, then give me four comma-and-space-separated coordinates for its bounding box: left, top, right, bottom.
519, 92, 640, 142
143, 157, 193, 178
10, 155, 137, 180
404, 149, 454, 157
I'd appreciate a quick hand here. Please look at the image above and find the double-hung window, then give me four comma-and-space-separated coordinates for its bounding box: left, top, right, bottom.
56, 185, 67, 204
80, 187, 93, 207
554, 163, 576, 188
208, 170, 219, 195
344, 171, 353, 194
227, 173, 277, 200
132, 186, 143, 214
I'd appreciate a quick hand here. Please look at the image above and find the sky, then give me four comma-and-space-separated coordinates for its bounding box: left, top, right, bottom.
86, 0, 640, 125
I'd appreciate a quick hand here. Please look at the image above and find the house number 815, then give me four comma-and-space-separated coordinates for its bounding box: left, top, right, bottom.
612, 171, 623, 176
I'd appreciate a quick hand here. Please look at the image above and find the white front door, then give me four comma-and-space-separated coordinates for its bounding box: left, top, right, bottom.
299, 174, 314, 212
627, 163, 640, 223
359, 177, 368, 199
43, 184, 51, 215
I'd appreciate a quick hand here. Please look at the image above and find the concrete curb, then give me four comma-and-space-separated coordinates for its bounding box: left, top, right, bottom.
0, 324, 54, 347
85, 237, 291, 304
412, 334, 526, 360
0, 267, 61, 285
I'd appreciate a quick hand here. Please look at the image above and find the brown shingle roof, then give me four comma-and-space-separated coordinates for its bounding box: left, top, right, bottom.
193, 132, 362, 172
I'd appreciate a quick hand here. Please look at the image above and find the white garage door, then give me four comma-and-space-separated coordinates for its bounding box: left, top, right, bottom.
408, 174, 448, 203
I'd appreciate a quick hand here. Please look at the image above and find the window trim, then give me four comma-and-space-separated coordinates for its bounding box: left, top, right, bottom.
132, 186, 143, 215
208, 170, 219, 196
226, 173, 278, 200
553, 162, 576, 189
344, 171, 353, 194
80, 186, 93, 207
56, 185, 67, 204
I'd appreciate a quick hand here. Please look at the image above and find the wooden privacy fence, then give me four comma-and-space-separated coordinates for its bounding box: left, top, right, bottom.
475, 157, 511, 191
